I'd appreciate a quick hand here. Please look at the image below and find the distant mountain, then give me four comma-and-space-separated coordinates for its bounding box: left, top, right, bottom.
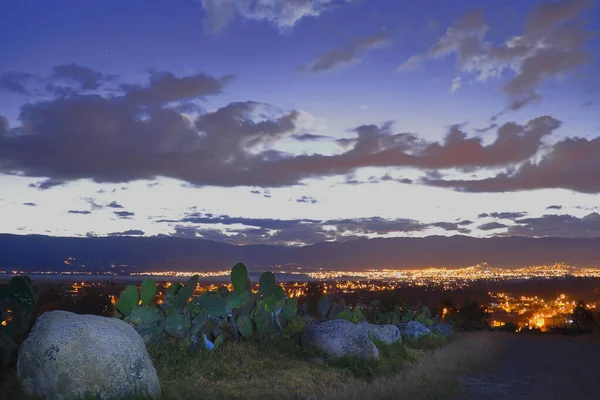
1, 234, 600, 273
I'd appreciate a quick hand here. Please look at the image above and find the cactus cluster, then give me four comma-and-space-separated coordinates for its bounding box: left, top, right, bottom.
0, 276, 39, 375
113, 263, 299, 351
311, 293, 366, 324
375, 304, 435, 326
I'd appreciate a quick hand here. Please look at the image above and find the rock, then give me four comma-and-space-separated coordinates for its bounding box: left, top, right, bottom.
397, 321, 431, 339
358, 322, 401, 345
301, 319, 379, 360
429, 324, 453, 338
17, 310, 160, 400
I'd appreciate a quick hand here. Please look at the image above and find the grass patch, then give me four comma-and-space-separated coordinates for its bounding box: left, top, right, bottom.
1, 330, 500, 400
304, 332, 503, 400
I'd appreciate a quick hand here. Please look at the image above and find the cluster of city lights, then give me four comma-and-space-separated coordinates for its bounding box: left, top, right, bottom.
488, 292, 597, 331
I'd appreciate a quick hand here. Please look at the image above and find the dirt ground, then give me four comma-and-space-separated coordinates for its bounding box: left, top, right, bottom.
454, 333, 600, 400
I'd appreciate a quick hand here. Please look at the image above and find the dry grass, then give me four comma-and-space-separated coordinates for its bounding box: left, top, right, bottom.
303, 332, 504, 400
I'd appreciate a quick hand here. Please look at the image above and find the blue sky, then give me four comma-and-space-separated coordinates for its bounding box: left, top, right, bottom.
1, 0, 599, 244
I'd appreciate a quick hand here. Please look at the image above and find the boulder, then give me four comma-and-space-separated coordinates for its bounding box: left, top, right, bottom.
429, 324, 453, 338
397, 321, 431, 339
358, 322, 401, 345
17, 310, 160, 400
301, 319, 379, 360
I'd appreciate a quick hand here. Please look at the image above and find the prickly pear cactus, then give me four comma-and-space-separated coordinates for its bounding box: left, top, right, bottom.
116, 285, 139, 316
318, 294, 332, 319
140, 279, 157, 306
231, 263, 248, 294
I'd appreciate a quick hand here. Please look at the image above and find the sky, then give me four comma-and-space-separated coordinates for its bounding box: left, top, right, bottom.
0, 0, 599, 246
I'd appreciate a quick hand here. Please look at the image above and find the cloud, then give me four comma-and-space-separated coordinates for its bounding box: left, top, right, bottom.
28, 179, 66, 190
300, 32, 390, 73
122, 70, 234, 105
52, 64, 114, 91
504, 212, 600, 238
250, 189, 272, 198
292, 133, 332, 141
158, 211, 474, 245
0, 72, 37, 95
0, 116, 9, 137
478, 211, 528, 220
398, 0, 595, 110
68, 210, 92, 215
108, 229, 145, 236
475, 124, 497, 133
114, 211, 135, 219
422, 135, 600, 193
478, 221, 509, 231
450, 76, 462, 94
0, 66, 562, 190
430, 221, 471, 234
546, 204, 562, 210
296, 195, 317, 204
199, 0, 349, 33
22, 202, 37, 207
106, 201, 124, 209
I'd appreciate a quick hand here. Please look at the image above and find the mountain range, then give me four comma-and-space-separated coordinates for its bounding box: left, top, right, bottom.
1, 234, 600, 273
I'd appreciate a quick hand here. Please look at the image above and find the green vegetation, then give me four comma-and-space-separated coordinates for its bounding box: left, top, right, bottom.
113, 263, 301, 351
1, 265, 507, 399
0, 276, 39, 379
0, 328, 498, 400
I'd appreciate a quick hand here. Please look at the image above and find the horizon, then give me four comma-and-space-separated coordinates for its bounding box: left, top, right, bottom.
1, 0, 600, 250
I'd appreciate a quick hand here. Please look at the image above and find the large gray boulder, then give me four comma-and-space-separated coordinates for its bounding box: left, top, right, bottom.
17, 310, 160, 400
397, 320, 431, 339
358, 322, 401, 345
302, 319, 379, 360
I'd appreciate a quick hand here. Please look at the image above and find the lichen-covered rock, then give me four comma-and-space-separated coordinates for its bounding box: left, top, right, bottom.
429, 324, 453, 338
301, 319, 379, 360
17, 310, 160, 400
358, 322, 401, 345
397, 320, 431, 339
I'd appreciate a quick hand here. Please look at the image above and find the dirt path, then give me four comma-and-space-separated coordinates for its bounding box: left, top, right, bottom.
454, 333, 600, 400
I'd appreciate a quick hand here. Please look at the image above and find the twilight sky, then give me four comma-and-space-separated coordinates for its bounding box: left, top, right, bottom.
1, 0, 599, 245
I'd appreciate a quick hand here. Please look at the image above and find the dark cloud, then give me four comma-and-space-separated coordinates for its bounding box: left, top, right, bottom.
28, 179, 66, 190
422, 135, 600, 193
106, 201, 124, 209
22, 202, 36, 207
478, 221, 509, 231
68, 210, 92, 215
250, 189, 271, 198
0, 72, 36, 94
108, 229, 145, 236
0, 116, 8, 136
479, 211, 528, 220
293, 133, 332, 141
475, 124, 498, 133
52, 64, 114, 90
300, 32, 390, 73
114, 211, 135, 219
122, 70, 234, 105
296, 195, 317, 204
399, 0, 594, 110
546, 205, 563, 210
504, 212, 600, 238
0, 65, 563, 191
157, 211, 474, 245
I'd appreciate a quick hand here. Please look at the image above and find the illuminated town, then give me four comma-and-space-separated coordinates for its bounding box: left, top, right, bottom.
4, 262, 600, 333
488, 292, 597, 332
4, 262, 599, 284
